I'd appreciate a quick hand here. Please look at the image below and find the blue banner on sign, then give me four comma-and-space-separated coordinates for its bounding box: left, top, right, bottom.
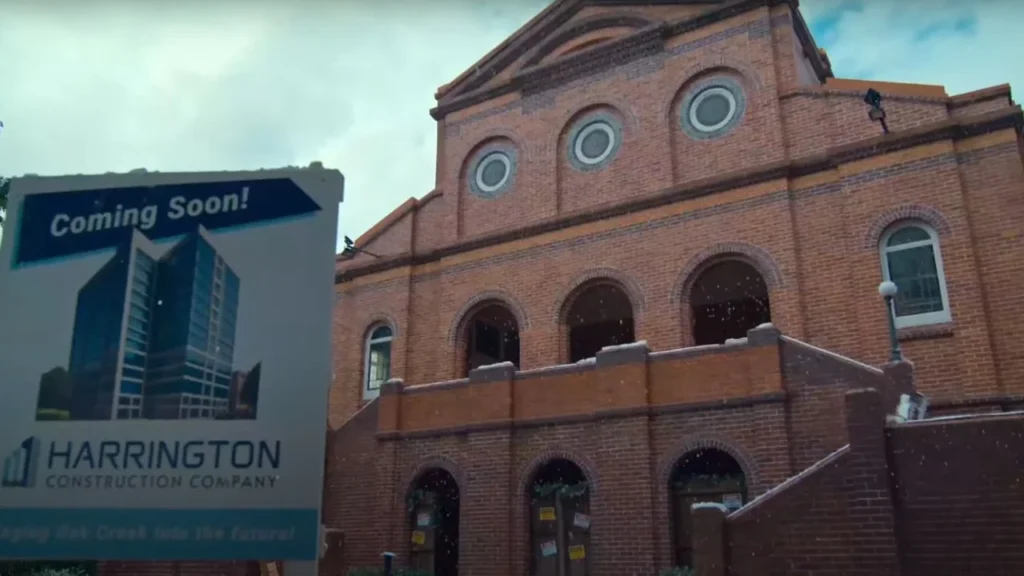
0, 508, 319, 560
13, 178, 322, 266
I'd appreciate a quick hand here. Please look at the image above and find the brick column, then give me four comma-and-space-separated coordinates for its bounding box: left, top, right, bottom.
465, 363, 515, 576
690, 503, 727, 576
844, 388, 902, 576
881, 360, 917, 414
378, 379, 405, 565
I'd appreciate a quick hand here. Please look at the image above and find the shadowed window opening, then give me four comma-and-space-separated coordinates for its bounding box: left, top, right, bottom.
669, 448, 747, 569
408, 468, 461, 576
690, 260, 770, 346
528, 459, 591, 576
566, 283, 635, 363
465, 304, 520, 375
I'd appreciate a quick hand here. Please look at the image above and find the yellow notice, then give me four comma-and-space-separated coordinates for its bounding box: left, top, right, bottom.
411, 531, 426, 545
539, 507, 556, 521
569, 545, 586, 560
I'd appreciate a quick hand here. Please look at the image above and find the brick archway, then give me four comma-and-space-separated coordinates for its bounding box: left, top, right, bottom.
400, 455, 468, 505
448, 289, 530, 346
554, 267, 647, 325
363, 313, 399, 338
517, 447, 600, 497
658, 436, 760, 491
863, 204, 952, 249
672, 242, 783, 306
558, 99, 640, 133
666, 59, 765, 121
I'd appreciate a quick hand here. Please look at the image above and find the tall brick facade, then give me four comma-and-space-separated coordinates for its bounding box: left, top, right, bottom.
334, 0, 1024, 426
325, 1, 1024, 576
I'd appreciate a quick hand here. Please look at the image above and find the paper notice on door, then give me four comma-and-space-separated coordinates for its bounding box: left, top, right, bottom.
573, 512, 591, 529
722, 493, 743, 510
417, 512, 431, 527
411, 530, 426, 545
540, 540, 558, 557
539, 507, 556, 521
569, 545, 586, 560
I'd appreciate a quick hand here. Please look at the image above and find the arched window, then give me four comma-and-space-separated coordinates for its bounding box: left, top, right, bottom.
363, 325, 393, 401
880, 223, 951, 328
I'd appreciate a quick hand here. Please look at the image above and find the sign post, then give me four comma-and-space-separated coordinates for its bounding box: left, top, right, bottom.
0, 167, 342, 569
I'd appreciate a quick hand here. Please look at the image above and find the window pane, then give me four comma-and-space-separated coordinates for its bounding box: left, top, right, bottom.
887, 226, 930, 247
887, 246, 944, 317
366, 341, 391, 390
371, 326, 393, 340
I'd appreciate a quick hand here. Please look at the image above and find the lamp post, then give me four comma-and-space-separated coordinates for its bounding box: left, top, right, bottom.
878, 281, 903, 362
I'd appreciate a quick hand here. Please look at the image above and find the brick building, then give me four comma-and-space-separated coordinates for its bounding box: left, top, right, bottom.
326, 0, 1024, 575
88, 1, 1024, 575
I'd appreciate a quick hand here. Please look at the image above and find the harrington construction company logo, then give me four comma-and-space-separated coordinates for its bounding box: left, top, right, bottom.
1, 436, 40, 488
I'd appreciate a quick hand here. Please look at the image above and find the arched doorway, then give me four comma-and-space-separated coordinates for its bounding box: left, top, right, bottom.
668, 448, 747, 568
408, 468, 460, 576
689, 260, 770, 346
528, 458, 591, 576
463, 303, 520, 375
565, 282, 635, 363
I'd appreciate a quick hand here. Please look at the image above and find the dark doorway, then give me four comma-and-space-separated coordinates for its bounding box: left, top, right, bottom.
668, 448, 747, 568
465, 304, 521, 375
690, 260, 770, 346
565, 282, 635, 363
529, 458, 591, 576
408, 468, 460, 576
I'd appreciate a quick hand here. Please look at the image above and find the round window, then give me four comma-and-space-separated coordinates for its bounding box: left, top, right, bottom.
680, 78, 746, 140
574, 121, 616, 165
568, 115, 622, 171
690, 87, 736, 132
473, 151, 513, 196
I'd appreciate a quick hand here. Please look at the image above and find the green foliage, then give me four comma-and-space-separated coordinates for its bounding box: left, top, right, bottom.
532, 481, 589, 500
347, 567, 431, 576
0, 561, 95, 576
670, 473, 745, 492
658, 567, 695, 576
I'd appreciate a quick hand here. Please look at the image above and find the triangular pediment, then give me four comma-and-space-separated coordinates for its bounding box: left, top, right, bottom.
435, 0, 728, 105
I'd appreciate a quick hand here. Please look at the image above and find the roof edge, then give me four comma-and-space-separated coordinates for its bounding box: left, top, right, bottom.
337, 189, 443, 260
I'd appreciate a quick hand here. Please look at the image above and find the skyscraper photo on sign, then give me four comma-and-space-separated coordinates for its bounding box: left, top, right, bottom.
35, 226, 261, 421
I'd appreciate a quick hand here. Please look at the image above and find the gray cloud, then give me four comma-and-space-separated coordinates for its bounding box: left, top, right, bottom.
1, 0, 1019, 251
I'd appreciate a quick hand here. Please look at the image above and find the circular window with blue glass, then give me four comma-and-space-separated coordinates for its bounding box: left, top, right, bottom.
469, 147, 517, 199
680, 77, 746, 140
568, 115, 622, 171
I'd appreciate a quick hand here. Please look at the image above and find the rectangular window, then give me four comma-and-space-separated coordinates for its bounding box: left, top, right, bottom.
887, 246, 944, 317
366, 342, 391, 391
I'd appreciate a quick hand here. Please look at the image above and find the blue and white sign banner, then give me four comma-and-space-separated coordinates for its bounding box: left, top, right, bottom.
0, 168, 343, 561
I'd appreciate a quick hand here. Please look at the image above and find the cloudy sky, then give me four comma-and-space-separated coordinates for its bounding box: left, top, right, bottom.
1, 0, 1020, 251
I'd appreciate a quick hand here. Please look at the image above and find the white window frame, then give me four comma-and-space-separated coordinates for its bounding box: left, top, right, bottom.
362, 325, 393, 401
879, 222, 951, 329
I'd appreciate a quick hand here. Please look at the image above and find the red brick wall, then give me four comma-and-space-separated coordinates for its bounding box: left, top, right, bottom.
332, 0, 1024, 431
889, 412, 1024, 576
693, 389, 1024, 576
323, 329, 910, 576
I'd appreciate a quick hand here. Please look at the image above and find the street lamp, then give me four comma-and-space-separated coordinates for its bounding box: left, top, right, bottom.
878, 281, 903, 362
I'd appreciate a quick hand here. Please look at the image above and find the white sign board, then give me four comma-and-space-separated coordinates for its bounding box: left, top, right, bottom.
0, 168, 343, 562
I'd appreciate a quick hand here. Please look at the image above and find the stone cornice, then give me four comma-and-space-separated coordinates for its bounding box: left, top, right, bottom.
431, 0, 820, 121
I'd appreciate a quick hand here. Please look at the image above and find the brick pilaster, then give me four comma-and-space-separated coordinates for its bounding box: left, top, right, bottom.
843, 388, 902, 576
